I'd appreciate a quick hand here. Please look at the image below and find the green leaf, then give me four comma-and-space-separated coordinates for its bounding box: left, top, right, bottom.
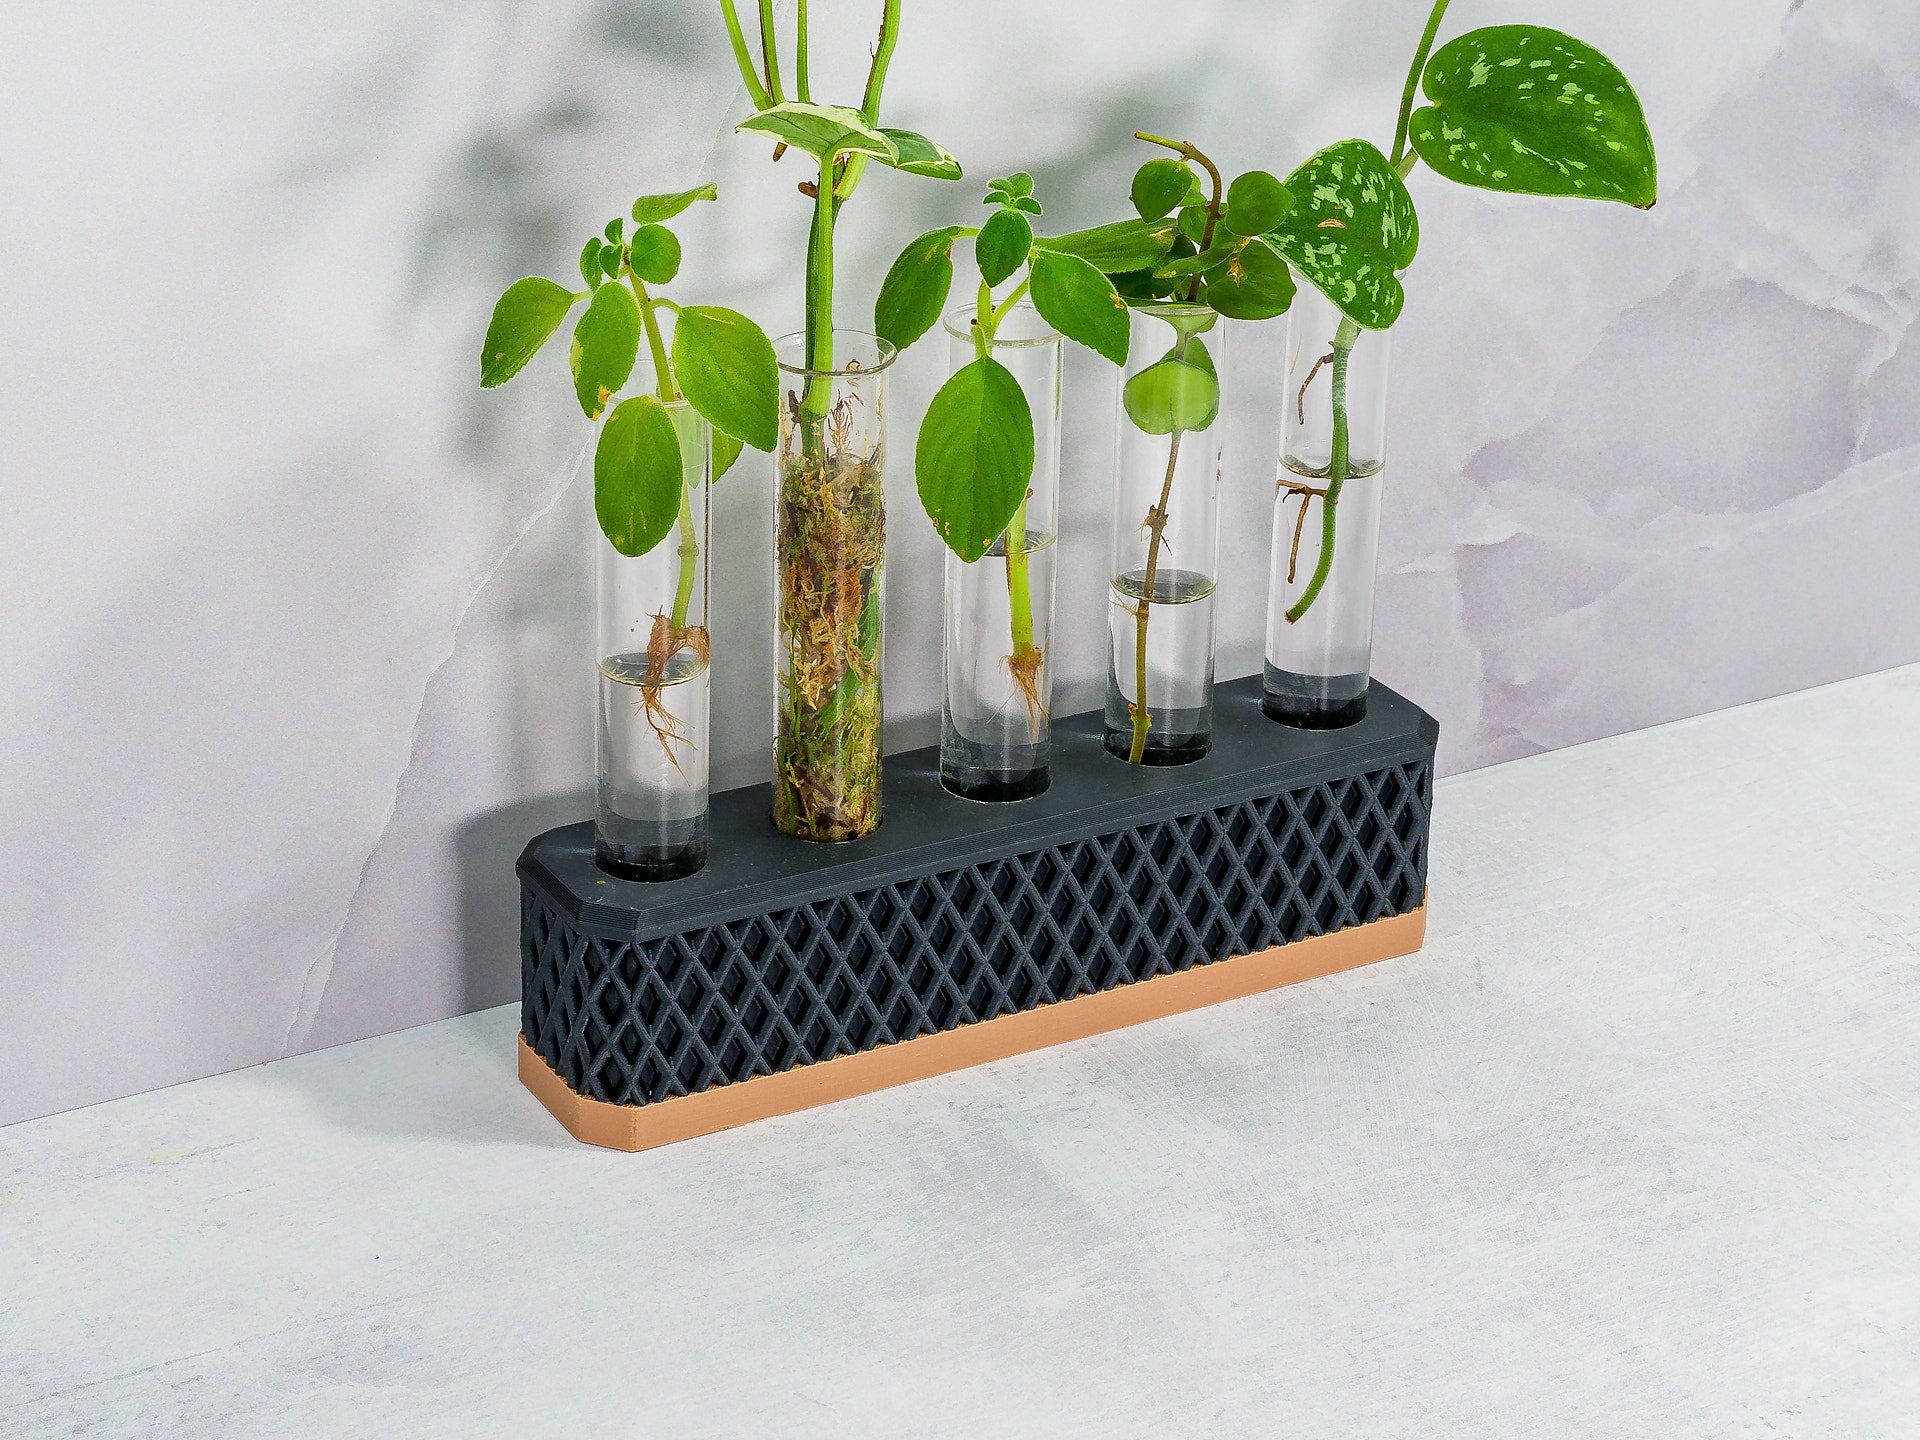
975, 209, 1032, 289
598, 243, 624, 280
1200, 235, 1296, 320
604, 218, 624, 244
875, 127, 962, 180
1123, 346, 1220, 435
735, 102, 896, 165
671, 305, 779, 453
570, 279, 641, 420
1033, 218, 1177, 275
1028, 250, 1129, 366
991, 172, 1034, 199
914, 356, 1035, 563
1131, 159, 1194, 220
1410, 25, 1657, 208
481, 276, 578, 388
1264, 139, 1418, 330
628, 224, 681, 285
874, 226, 963, 351
712, 427, 745, 482
1177, 204, 1210, 246
1223, 171, 1293, 236
631, 183, 718, 225
594, 396, 684, 558
1011, 195, 1043, 216
579, 239, 604, 288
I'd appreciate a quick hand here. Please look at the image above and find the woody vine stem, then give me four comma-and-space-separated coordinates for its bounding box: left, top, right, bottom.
1128, 132, 1223, 764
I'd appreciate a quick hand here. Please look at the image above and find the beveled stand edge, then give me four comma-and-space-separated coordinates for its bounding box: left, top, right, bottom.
519, 902, 1427, 1152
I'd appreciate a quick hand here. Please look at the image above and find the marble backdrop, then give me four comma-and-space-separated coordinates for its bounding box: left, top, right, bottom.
2, 0, 1914, 1124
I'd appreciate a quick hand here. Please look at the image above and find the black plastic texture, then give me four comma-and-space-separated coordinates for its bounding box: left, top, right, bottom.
521, 676, 1437, 1108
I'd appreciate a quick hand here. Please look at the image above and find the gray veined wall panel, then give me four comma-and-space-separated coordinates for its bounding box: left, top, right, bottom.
2, 0, 1914, 1123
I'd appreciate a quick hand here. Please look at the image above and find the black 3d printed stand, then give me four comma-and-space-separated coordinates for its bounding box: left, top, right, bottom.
519, 676, 1436, 1151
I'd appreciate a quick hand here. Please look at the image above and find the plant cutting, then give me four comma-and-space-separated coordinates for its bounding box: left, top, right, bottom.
479, 184, 779, 878
1099, 138, 1299, 765
1261, 1, 1656, 727
874, 174, 1175, 798
718, 0, 963, 841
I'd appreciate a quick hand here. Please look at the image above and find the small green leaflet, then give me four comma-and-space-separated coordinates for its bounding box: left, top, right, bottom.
594, 396, 683, 558
671, 305, 779, 453
1265, 139, 1418, 330
876, 128, 962, 180
1123, 340, 1219, 435
569, 280, 640, 419
1029, 250, 1129, 367
874, 226, 963, 351
1033, 218, 1177, 275
579, 239, 604, 288
975, 209, 1033, 289
628, 224, 680, 285
915, 356, 1035, 563
480, 277, 578, 387
736, 102, 895, 165
1131, 159, 1193, 220
1202, 236, 1295, 320
1410, 26, 1657, 208
1222, 170, 1292, 236
631, 183, 718, 224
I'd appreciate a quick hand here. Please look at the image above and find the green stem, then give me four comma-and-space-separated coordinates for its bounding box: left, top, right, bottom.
1391, 0, 1452, 167
1285, 316, 1361, 624
988, 276, 1031, 331
717, 0, 772, 109
1130, 426, 1183, 764
670, 479, 699, 631
757, 0, 784, 102
802, 156, 837, 425
834, 0, 902, 203
976, 278, 1043, 739
795, 0, 810, 101
628, 275, 679, 402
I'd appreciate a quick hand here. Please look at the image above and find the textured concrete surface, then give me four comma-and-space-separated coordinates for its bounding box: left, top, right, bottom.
7, 0, 1920, 1125
4, 664, 1916, 1436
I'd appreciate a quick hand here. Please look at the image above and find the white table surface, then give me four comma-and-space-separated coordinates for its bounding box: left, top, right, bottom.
5, 667, 1918, 1439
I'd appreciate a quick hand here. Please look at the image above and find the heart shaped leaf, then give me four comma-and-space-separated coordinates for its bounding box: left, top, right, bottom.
915, 356, 1035, 563
1033, 218, 1177, 275
578, 240, 604, 289
1201, 236, 1296, 320
1410, 25, 1657, 208
595, 396, 684, 558
631, 183, 717, 225
480, 277, 579, 387
1122, 343, 1219, 435
1028, 250, 1129, 365
569, 279, 641, 420
875, 128, 963, 180
671, 305, 779, 453
874, 225, 963, 351
736, 102, 896, 165
975, 209, 1033, 289
1265, 139, 1418, 330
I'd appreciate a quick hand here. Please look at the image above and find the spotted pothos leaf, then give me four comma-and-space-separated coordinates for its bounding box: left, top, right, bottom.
1409, 26, 1657, 209
1263, 139, 1417, 330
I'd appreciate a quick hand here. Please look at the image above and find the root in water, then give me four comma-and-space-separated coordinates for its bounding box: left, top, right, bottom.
1004, 644, 1048, 737
635, 609, 709, 776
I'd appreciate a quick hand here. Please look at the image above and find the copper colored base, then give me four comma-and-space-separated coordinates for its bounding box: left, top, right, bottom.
519, 903, 1426, 1152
